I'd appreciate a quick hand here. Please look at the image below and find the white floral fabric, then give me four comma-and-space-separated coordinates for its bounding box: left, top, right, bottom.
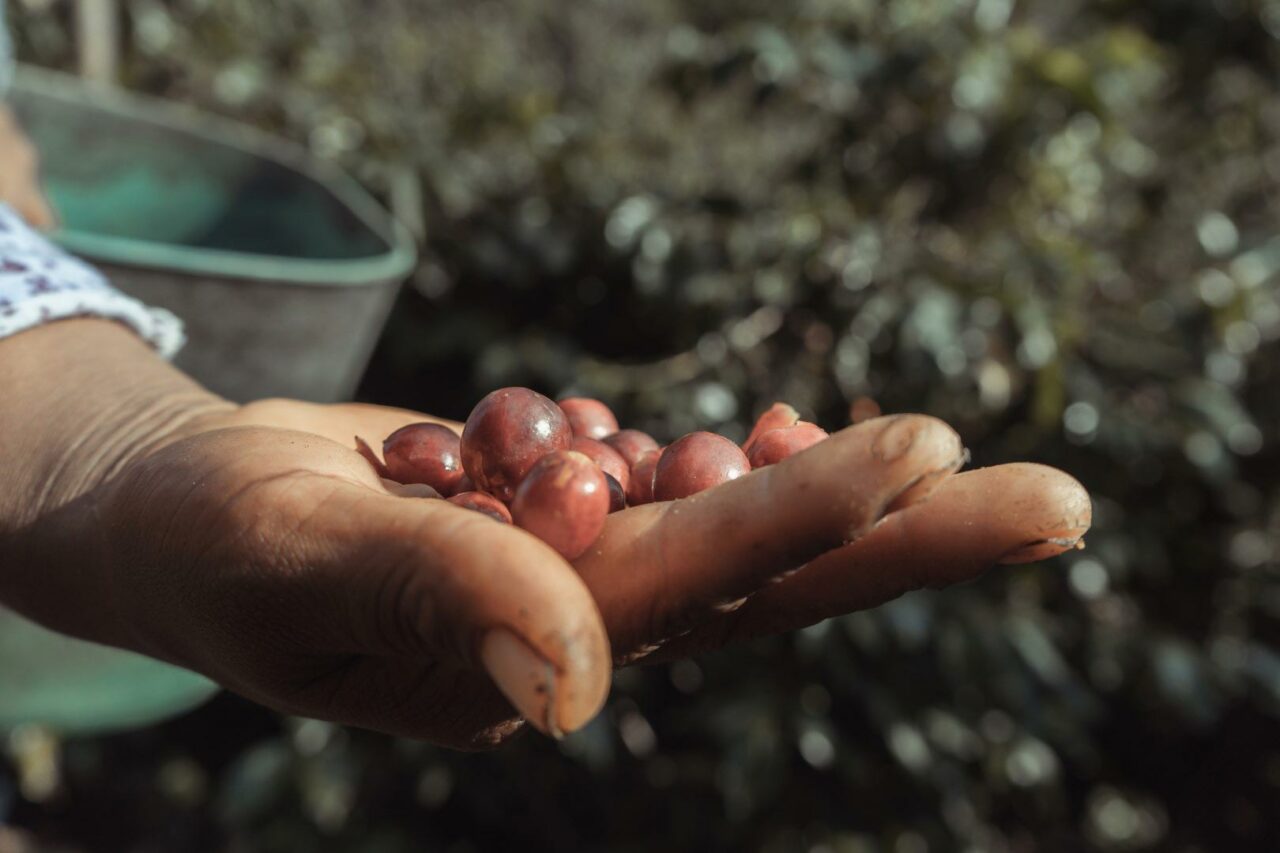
0, 204, 185, 357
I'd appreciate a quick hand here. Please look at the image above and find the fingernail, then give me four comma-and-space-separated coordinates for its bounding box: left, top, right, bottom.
384, 481, 442, 499
877, 447, 969, 518
998, 537, 1085, 565
480, 629, 562, 739
871, 416, 918, 463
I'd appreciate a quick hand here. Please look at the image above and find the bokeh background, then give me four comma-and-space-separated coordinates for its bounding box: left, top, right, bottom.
4, 0, 1280, 850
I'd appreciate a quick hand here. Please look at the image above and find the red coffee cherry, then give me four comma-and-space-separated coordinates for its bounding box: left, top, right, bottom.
627, 448, 662, 506
447, 491, 513, 524
571, 436, 631, 492
604, 473, 627, 513
510, 450, 610, 560
849, 395, 881, 424
653, 432, 750, 501
742, 402, 800, 454
558, 397, 620, 440
382, 423, 466, 495
461, 387, 572, 502
455, 473, 475, 494
746, 422, 830, 468
602, 428, 660, 468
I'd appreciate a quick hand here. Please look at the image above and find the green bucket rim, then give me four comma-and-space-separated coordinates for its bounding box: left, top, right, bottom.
12, 64, 418, 287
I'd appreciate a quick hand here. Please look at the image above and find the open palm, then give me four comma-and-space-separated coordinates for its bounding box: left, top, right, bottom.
39, 397, 1089, 749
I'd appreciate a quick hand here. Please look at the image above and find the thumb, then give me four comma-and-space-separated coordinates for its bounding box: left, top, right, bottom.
19, 190, 58, 232
294, 478, 612, 738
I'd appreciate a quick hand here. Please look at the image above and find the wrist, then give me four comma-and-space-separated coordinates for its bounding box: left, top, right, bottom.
0, 319, 233, 641
0, 319, 231, 521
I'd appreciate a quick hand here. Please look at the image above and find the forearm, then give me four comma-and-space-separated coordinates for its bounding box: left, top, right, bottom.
0, 319, 232, 637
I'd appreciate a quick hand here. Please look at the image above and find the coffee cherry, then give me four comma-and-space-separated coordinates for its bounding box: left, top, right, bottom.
604, 473, 627, 513
448, 491, 513, 524
558, 397, 620, 440
510, 450, 609, 560
742, 402, 800, 454
849, 395, 881, 424
382, 423, 466, 495
746, 422, 829, 468
653, 432, 750, 501
455, 473, 475, 494
627, 448, 661, 506
461, 387, 572, 502
602, 429, 660, 469
571, 436, 631, 492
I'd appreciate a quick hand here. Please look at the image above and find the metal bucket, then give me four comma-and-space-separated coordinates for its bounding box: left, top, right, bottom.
1, 66, 417, 734
9, 64, 417, 403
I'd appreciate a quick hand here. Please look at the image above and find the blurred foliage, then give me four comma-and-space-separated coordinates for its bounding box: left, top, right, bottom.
5, 0, 1280, 851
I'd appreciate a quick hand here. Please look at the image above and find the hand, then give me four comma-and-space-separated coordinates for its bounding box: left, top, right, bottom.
0, 105, 56, 230
1, 322, 1090, 750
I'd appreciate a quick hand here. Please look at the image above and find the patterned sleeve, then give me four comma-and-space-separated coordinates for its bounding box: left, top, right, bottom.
0, 204, 186, 357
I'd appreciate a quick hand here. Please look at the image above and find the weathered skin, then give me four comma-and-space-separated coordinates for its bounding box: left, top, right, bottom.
0, 106, 56, 230
1, 321, 1091, 750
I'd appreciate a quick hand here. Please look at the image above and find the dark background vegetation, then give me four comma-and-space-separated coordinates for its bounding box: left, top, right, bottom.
4, 0, 1280, 850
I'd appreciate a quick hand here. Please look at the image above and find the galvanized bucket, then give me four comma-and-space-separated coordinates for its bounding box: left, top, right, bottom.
9, 64, 417, 403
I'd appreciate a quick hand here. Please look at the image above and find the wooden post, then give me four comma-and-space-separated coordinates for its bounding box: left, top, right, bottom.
76, 0, 119, 84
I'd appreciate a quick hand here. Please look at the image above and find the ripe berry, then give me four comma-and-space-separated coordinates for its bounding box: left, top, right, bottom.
571, 436, 631, 492
653, 432, 750, 501
604, 473, 627, 513
461, 387, 572, 502
602, 429, 660, 468
558, 397, 620, 440
447, 491, 513, 523
627, 448, 661, 506
382, 423, 466, 495
746, 423, 830, 468
849, 396, 881, 424
742, 403, 800, 454
510, 450, 609, 560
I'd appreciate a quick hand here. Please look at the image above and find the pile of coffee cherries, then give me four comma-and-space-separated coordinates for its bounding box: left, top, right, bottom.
358, 388, 829, 561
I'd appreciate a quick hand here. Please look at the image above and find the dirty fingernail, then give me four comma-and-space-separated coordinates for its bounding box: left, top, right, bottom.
480, 628, 562, 739
998, 537, 1085, 565
871, 416, 919, 463
881, 468, 947, 516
